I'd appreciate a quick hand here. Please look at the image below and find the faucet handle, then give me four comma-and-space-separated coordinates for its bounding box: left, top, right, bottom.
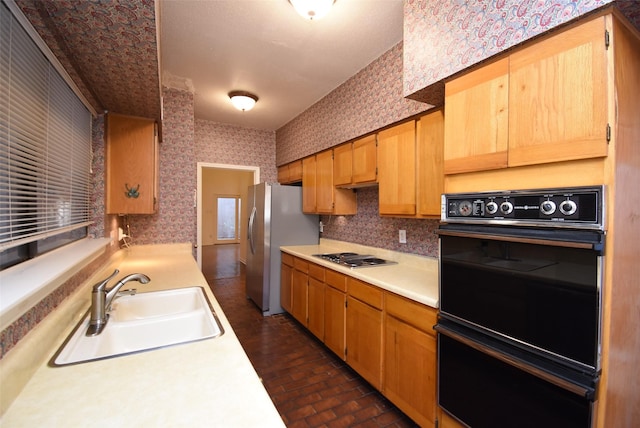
92, 269, 120, 292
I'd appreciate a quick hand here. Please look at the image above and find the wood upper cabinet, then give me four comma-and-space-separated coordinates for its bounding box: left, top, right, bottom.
352, 135, 377, 184
106, 113, 158, 214
508, 16, 609, 167
280, 252, 294, 313
334, 135, 378, 187
316, 150, 334, 213
302, 155, 317, 213
333, 143, 353, 186
346, 278, 384, 390
384, 292, 438, 427
377, 121, 417, 216
302, 150, 357, 215
444, 16, 609, 175
417, 110, 445, 217
277, 160, 302, 184
443, 58, 509, 175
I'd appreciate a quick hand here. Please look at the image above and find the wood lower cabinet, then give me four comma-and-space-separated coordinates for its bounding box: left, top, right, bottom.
106, 113, 158, 214
281, 253, 439, 426
307, 263, 325, 340
324, 269, 347, 359
384, 292, 438, 427
346, 278, 384, 391
280, 253, 294, 313
291, 258, 309, 324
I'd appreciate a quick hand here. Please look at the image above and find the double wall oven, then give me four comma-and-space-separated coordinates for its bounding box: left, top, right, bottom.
436, 186, 605, 428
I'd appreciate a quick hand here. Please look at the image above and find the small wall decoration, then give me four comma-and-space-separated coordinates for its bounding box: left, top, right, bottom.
125, 183, 140, 199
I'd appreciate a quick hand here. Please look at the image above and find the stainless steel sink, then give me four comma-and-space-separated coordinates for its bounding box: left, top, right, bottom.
52, 287, 224, 366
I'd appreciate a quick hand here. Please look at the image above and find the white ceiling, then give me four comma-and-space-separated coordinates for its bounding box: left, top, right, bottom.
159, 0, 404, 131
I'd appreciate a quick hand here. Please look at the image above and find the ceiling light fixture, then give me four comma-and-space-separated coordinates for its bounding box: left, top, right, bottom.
289, 0, 336, 21
228, 91, 258, 111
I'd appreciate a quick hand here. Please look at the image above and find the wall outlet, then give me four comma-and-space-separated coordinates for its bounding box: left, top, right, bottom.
319, 221, 324, 233
399, 229, 407, 244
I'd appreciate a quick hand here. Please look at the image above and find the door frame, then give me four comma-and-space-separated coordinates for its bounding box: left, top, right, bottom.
196, 162, 259, 270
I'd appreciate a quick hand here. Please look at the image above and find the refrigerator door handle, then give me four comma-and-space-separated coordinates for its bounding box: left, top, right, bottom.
248, 206, 257, 254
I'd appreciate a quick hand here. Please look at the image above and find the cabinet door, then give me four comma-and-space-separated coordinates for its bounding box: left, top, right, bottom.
352, 134, 377, 184
292, 268, 308, 325
378, 121, 417, 216
316, 150, 334, 213
277, 165, 289, 184
288, 160, 303, 183
280, 262, 293, 313
302, 156, 317, 213
106, 113, 157, 214
508, 16, 609, 166
324, 285, 346, 359
333, 143, 353, 186
417, 110, 445, 217
346, 295, 383, 390
308, 277, 325, 340
443, 58, 509, 174
384, 315, 437, 427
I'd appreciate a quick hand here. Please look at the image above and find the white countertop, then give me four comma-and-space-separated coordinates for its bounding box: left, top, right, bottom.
281, 239, 439, 308
0, 244, 285, 427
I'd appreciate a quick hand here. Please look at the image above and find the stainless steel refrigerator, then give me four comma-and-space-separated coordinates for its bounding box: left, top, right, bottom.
246, 182, 319, 315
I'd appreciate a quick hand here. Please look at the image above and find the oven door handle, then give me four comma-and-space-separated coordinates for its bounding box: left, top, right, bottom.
435, 323, 596, 400
437, 228, 601, 251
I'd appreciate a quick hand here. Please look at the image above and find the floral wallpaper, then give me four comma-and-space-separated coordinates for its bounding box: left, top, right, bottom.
196, 120, 277, 184
402, 0, 637, 103
320, 188, 440, 258
276, 43, 431, 166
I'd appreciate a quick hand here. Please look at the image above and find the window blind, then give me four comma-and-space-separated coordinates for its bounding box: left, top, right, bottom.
0, 2, 92, 254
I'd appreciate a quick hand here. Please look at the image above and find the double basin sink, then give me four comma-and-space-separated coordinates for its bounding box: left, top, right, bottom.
52, 287, 224, 366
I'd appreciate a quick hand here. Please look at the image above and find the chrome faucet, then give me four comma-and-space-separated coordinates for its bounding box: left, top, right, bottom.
86, 269, 151, 336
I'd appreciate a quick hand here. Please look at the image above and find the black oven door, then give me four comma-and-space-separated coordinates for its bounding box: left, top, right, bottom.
436, 322, 597, 428
438, 225, 604, 372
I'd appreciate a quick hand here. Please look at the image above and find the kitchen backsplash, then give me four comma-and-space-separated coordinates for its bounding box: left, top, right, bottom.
320, 187, 439, 258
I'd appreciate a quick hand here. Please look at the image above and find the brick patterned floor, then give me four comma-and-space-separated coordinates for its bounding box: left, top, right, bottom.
204, 245, 418, 428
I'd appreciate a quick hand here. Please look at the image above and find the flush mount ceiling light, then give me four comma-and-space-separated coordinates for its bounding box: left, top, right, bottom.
289, 0, 336, 21
228, 91, 258, 111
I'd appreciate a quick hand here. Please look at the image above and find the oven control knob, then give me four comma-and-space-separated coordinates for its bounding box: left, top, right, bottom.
500, 201, 514, 215
540, 200, 556, 215
486, 201, 498, 215
560, 199, 577, 216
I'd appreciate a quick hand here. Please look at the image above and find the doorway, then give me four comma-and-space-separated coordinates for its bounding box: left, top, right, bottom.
196, 162, 259, 270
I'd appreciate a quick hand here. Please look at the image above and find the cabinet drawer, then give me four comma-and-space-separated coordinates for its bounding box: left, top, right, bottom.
325, 269, 347, 292
348, 278, 383, 310
294, 257, 309, 273
309, 263, 325, 281
385, 292, 437, 336
282, 252, 294, 267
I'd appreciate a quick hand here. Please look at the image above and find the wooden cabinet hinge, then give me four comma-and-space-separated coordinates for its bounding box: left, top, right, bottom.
606, 124, 611, 142
605, 29, 610, 50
